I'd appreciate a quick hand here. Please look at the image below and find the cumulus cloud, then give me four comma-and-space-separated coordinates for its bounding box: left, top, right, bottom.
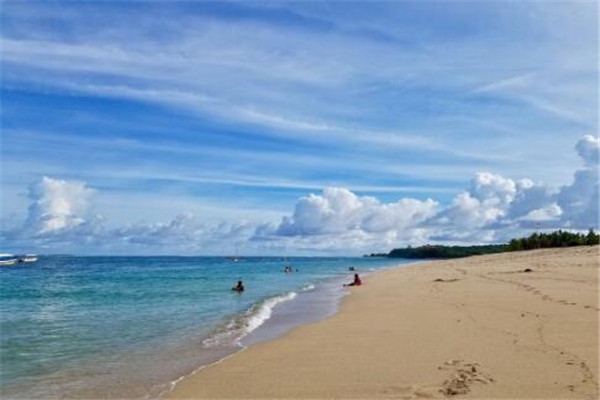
575, 135, 600, 167
506, 179, 557, 220
25, 176, 95, 234
3, 136, 598, 254
5, 178, 254, 254
435, 191, 505, 229
266, 135, 599, 248
469, 172, 517, 206
556, 135, 599, 228
275, 187, 437, 236
519, 203, 563, 222
114, 214, 256, 253
252, 187, 438, 253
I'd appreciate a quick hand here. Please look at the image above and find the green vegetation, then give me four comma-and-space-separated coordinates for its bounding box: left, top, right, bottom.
387, 244, 507, 259
378, 229, 599, 259
506, 229, 599, 251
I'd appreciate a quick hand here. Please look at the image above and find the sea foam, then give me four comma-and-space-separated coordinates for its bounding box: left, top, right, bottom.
202, 291, 297, 348
301, 284, 316, 292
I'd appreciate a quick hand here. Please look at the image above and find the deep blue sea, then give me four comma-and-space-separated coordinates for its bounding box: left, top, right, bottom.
0, 256, 413, 398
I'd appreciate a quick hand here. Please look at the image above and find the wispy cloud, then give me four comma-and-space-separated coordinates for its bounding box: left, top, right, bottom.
1, 1, 597, 253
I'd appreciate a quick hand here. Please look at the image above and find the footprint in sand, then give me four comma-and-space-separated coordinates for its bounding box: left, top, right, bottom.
438, 360, 494, 397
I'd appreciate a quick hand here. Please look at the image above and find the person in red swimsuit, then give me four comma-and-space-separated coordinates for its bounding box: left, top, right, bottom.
344, 274, 362, 287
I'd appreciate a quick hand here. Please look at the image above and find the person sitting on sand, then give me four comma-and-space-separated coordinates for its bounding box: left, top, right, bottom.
344, 274, 362, 287
232, 280, 244, 292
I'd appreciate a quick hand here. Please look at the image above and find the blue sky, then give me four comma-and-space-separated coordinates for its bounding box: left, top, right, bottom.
1, 1, 598, 255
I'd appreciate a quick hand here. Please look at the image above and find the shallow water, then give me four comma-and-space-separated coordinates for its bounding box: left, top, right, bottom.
0, 256, 412, 398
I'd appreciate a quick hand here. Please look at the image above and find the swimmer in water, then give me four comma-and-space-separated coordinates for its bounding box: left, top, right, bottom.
232, 280, 244, 292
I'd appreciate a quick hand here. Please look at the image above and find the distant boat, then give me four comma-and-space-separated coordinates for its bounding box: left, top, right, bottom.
226, 244, 241, 262
21, 254, 39, 263
0, 253, 39, 266
0, 254, 19, 266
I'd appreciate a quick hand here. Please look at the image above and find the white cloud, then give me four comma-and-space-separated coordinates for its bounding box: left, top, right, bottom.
507, 178, 557, 220
5, 178, 255, 254
25, 176, 96, 235
553, 135, 599, 229
274, 187, 437, 236
3, 136, 598, 254
267, 135, 598, 248
3, 3, 594, 168
436, 191, 505, 229
519, 203, 563, 222
575, 134, 600, 167
469, 172, 516, 206
428, 172, 517, 232
113, 214, 256, 252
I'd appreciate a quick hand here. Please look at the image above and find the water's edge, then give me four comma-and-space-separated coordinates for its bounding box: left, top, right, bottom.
0, 257, 418, 399
158, 263, 412, 399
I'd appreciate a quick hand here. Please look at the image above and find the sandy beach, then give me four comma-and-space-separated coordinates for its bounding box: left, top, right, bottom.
166, 246, 599, 399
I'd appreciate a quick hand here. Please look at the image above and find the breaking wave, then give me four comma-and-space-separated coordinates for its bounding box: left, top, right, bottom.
202, 291, 298, 348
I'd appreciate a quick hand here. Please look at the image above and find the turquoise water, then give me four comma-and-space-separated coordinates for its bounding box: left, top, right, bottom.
0, 256, 411, 398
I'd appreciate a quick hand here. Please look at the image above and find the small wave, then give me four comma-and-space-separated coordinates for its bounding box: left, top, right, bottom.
301, 284, 316, 292
202, 291, 297, 348
245, 291, 297, 333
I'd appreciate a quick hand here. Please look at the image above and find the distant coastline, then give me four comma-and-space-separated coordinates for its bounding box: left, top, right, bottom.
366, 229, 600, 259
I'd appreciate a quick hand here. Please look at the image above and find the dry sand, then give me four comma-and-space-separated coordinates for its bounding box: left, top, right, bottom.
166, 246, 599, 399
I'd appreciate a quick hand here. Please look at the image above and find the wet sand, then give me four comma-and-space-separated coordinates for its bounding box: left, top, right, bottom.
166, 246, 599, 399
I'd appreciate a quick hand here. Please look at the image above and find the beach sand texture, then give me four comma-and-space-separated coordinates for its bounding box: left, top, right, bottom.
166, 246, 599, 399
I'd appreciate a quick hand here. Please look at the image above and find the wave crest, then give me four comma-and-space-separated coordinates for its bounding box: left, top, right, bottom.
202, 291, 297, 348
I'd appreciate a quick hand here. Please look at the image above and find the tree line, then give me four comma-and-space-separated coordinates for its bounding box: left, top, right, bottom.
506, 229, 599, 251
371, 229, 599, 259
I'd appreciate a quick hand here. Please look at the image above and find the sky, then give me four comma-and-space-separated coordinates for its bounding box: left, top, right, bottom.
1, 0, 598, 255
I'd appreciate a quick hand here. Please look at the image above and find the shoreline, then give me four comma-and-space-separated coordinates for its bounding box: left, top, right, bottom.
159, 263, 416, 398
165, 246, 599, 399
1, 256, 410, 399
161, 260, 430, 398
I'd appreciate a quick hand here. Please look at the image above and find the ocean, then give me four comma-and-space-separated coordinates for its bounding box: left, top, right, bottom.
0, 256, 414, 398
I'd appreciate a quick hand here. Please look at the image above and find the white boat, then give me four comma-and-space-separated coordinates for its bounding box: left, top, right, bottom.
0, 254, 19, 266
227, 244, 241, 262
21, 254, 39, 263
